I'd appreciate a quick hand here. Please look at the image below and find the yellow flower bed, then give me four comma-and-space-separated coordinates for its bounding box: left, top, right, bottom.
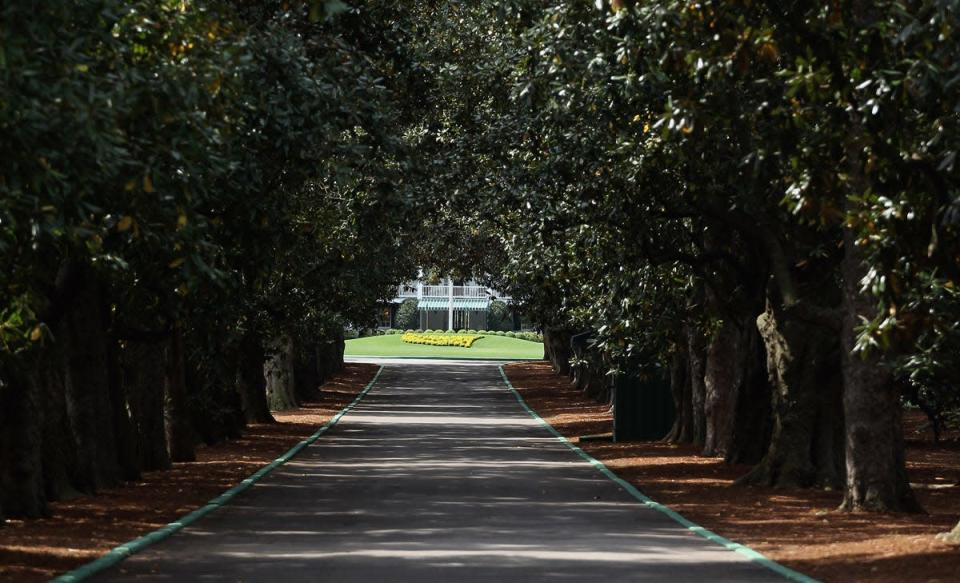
401, 333, 484, 348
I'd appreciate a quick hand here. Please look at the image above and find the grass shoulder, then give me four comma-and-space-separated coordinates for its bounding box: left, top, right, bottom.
345, 333, 543, 360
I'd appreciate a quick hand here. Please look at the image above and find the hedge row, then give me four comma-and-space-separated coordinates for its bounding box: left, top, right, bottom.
401, 333, 484, 348
384, 328, 542, 342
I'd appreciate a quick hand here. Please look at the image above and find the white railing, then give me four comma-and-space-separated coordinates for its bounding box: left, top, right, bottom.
421, 285, 489, 298
393, 282, 512, 303
455, 286, 488, 298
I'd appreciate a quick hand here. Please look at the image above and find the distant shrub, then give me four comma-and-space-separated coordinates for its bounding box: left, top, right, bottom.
396, 298, 419, 330
506, 331, 517, 338
401, 332, 484, 348
488, 300, 512, 331
405, 329, 415, 333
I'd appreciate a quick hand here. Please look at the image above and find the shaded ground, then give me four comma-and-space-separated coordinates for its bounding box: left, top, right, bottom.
92, 361, 789, 582
503, 361, 960, 583
0, 363, 378, 583
345, 334, 543, 360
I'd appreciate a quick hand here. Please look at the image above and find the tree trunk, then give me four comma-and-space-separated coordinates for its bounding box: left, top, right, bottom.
673, 316, 771, 460
664, 342, 693, 444
265, 335, 298, 411
839, 229, 919, 512
570, 332, 610, 403
62, 266, 121, 491
164, 324, 196, 462
107, 338, 140, 481
738, 302, 844, 489
702, 319, 740, 457
0, 360, 46, 518
186, 348, 245, 445
687, 326, 708, 447
575, 359, 611, 404
294, 340, 321, 402
37, 336, 82, 502
316, 328, 345, 384
123, 340, 171, 472
543, 326, 573, 376
237, 329, 274, 423
725, 320, 773, 465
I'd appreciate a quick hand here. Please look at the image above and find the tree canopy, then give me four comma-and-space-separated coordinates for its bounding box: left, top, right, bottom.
397, 0, 959, 514
1, 0, 959, 536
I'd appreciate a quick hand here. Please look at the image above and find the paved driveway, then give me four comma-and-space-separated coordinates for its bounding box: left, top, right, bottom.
94, 360, 796, 582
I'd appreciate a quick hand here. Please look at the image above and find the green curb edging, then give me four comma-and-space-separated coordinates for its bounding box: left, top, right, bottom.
50, 365, 385, 583
497, 365, 820, 583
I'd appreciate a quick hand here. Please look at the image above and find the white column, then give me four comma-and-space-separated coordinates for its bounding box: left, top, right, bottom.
448, 277, 454, 331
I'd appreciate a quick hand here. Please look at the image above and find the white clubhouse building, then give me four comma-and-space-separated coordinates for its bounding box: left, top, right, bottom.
385, 278, 514, 331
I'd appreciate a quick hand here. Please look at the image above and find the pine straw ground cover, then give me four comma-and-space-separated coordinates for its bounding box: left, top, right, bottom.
504, 361, 960, 583
0, 363, 379, 583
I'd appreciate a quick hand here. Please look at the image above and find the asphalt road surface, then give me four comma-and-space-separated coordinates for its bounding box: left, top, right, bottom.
93, 360, 797, 582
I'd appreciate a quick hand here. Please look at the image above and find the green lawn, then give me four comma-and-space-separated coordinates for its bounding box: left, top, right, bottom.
345, 333, 544, 360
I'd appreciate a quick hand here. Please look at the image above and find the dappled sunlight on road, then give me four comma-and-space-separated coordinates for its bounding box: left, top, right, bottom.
92, 363, 789, 582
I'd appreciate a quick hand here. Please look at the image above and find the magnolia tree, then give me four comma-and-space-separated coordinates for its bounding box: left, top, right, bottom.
0, 0, 421, 520
400, 0, 959, 516
1, 0, 957, 529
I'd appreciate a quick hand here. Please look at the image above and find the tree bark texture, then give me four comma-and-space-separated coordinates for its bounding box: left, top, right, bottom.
725, 321, 773, 465
664, 342, 693, 444
571, 332, 611, 404
702, 319, 741, 457
107, 338, 140, 482
185, 348, 245, 445
739, 302, 844, 489
122, 340, 171, 472
316, 328, 345, 383
839, 229, 919, 512
576, 358, 611, 404
666, 318, 770, 462
294, 341, 322, 402
62, 267, 122, 491
543, 326, 573, 376
164, 324, 196, 462
687, 327, 708, 448
0, 362, 46, 519
265, 335, 298, 411
37, 339, 82, 502
237, 329, 274, 424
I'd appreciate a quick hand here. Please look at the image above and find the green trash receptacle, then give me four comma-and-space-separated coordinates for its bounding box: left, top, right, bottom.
613, 370, 675, 442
